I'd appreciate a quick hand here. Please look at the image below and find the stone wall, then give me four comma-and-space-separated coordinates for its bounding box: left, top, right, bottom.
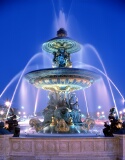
0, 135, 125, 160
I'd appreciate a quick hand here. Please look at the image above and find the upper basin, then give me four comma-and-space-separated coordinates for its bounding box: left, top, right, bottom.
42, 37, 81, 54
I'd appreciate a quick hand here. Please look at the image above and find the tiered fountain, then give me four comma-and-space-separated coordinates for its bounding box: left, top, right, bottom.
25, 28, 100, 133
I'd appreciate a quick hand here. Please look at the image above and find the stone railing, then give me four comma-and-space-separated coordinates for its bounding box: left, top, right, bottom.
0, 135, 125, 160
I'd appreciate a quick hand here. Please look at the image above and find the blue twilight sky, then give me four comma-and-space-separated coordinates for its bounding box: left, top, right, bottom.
0, 0, 125, 112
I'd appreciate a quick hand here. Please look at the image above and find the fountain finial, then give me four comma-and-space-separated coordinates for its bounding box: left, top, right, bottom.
57, 28, 67, 37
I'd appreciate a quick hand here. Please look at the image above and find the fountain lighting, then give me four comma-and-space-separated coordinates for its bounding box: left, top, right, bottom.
83, 90, 89, 116
75, 63, 125, 115
34, 89, 39, 116
9, 53, 42, 109
84, 44, 117, 112
25, 28, 100, 134
5, 53, 46, 118
0, 72, 21, 98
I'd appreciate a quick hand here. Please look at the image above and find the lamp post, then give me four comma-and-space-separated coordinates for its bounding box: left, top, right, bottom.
119, 111, 122, 119
5, 99, 11, 118
97, 112, 100, 119
0, 110, 4, 120
122, 109, 125, 120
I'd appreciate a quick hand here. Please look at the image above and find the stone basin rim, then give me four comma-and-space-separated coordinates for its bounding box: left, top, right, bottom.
24, 68, 100, 78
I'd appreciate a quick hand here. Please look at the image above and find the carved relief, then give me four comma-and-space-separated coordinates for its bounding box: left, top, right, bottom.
35, 141, 44, 152
44, 141, 56, 152
21, 141, 32, 152
12, 141, 20, 151
59, 142, 69, 152
69, 141, 81, 152
0, 137, 122, 159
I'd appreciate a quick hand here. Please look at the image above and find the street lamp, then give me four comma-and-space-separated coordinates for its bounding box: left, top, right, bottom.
119, 111, 122, 119
97, 112, 100, 118
119, 111, 122, 114
98, 106, 101, 109
21, 106, 24, 109
5, 100, 11, 107
5, 99, 12, 118
0, 110, 4, 115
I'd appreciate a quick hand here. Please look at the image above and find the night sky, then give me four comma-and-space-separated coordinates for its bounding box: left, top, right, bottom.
0, 0, 125, 113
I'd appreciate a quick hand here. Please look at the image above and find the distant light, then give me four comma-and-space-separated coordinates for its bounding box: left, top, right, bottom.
123, 109, 125, 113
21, 106, 24, 109
102, 111, 104, 114
5, 101, 11, 107
18, 112, 21, 114
98, 106, 101, 109
23, 112, 26, 115
81, 114, 84, 117
97, 112, 100, 115
119, 111, 122, 114
0, 110, 4, 115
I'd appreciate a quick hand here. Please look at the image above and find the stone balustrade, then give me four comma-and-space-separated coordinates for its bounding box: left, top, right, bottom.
0, 134, 125, 160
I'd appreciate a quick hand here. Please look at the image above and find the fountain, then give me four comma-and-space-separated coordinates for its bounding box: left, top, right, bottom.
25, 28, 100, 133
0, 26, 125, 160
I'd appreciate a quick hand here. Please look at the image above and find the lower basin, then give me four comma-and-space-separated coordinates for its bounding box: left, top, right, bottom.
24, 68, 100, 92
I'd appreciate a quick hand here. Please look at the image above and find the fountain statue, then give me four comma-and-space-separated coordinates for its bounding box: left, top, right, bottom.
103, 107, 125, 136
25, 28, 100, 133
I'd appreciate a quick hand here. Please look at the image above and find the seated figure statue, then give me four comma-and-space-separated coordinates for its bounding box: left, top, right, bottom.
103, 107, 123, 137
52, 48, 72, 68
